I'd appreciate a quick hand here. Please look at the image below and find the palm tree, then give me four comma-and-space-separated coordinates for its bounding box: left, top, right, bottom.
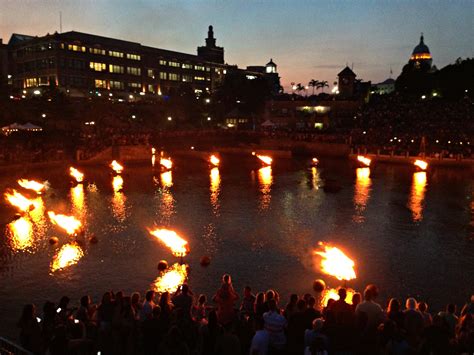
308, 79, 319, 96
317, 80, 329, 93
296, 83, 305, 97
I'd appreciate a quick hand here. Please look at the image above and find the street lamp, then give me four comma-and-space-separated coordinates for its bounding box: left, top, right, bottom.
205, 98, 210, 103
207, 117, 211, 121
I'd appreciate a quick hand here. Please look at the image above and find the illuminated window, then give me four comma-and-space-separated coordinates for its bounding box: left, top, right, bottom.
159, 59, 167, 65
90, 48, 106, 55
182, 63, 193, 69
182, 75, 193, 82
60, 43, 65, 49
90, 62, 106, 71
266, 66, 275, 73
194, 76, 205, 81
109, 64, 124, 74
127, 67, 141, 76
169, 61, 180, 67
195, 65, 205, 71
159, 72, 167, 80
205, 67, 211, 72
68, 44, 86, 52
128, 82, 141, 88
109, 51, 124, 58
95, 79, 107, 89
110, 81, 124, 90
126, 53, 141, 60
25, 78, 38, 87
38, 76, 49, 86
148, 84, 156, 93
169, 73, 179, 81
147, 69, 154, 78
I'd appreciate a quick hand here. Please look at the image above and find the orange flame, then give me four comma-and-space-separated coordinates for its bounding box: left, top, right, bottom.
69, 167, 84, 183
50, 243, 84, 272
210, 155, 220, 167
315, 244, 356, 281
152, 263, 188, 293
321, 288, 356, 307
48, 211, 82, 235
17, 179, 46, 194
5, 190, 40, 212
149, 228, 189, 257
110, 160, 124, 174
256, 154, 272, 165
414, 159, 428, 171
160, 157, 173, 170
357, 155, 371, 167
112, 175, 123, 192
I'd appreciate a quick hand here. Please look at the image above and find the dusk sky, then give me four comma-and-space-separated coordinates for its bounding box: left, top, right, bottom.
1, 0, 472, 91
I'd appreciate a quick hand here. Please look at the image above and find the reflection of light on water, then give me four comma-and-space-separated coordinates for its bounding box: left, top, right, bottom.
158, 172, 174, 223
152, 263, 188, 293
258, 166, 273, 210
321, 288, 356, 308
353, 168, 371, 222
151, 154, 156, 167
311, 167, 319, 189
71, 184, 86, 221
161, 171, 173, 188
409, 172, 427, 222
7, 217, 33, 251
112, 176, 126, 222
210, 167, 220, 214
50, 243, 84, 272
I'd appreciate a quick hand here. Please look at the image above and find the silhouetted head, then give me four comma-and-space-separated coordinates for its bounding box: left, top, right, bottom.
447, 303, 456, 314
289, 294, 298, 304
266, 290, 275, 301
152, 305, 161, 318
145, 290, 155, 302
364, 284, 378, 300
222, 274, 231, 284
352, 292, 361, 307
268, 299, 278, 312
308, 296, 316, 308
297, 299, 307, 312
198, 294, 206, 304
181, 284, 189, 294
417, 301, 428, 313
102, 292, 112, 305
388, 298, 400, 313
312, 317, 324, 331
80, 296, 90, 307
131, 292, 140, 305
244, 286, 252, 297
338, 288, 347, 301
58, 296, 70, 309
406, 298, 417, 310
256, 292, 265, 304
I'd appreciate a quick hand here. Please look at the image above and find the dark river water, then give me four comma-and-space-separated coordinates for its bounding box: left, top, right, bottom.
0, 155, 473, 338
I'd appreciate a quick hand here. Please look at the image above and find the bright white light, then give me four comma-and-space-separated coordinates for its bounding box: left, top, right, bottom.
435, 140, 439, 143
23, 90, 27, 94
363, 131, 366, 135
41, 114, 46, 118
109, 93, 113, 97
432, 92, 438, 97
129, 95, 134, 99
139, 92, 145, 96
167, 116, 172, 121
205, 98, 210, 103
132, 115, 136, 119
7, 74, 12, 79
97, 93, 102, 97
207, 117, 211, 121
421, 95, 426, 99
33, 90, 41, 95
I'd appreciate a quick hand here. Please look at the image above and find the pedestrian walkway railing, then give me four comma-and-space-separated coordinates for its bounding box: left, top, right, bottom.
0, 337, 33, 355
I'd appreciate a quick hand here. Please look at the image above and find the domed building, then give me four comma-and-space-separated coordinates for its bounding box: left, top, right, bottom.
409, 33, 432, 69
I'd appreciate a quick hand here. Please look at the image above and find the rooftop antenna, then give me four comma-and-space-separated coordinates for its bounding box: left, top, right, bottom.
390, 66, 393, 78
59, 11, 62, 33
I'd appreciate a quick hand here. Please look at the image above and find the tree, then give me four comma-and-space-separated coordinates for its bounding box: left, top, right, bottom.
317, 80, 329, 93
295, 83, 305, 97
308, 79, 319, 96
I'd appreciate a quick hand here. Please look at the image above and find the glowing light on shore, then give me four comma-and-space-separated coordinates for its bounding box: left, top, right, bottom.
110, 160, 124, 174
414, 159, 428, 171
160, 157, 173, 170
17, 179, 46, 194
69, 167, 84, 183
112, 175, 123, 192
315, 244, 356, 281
409, 172, 427, 222
357, 155, 371, 167
256, 154, 273, 166
48, 211, 82, 235
5, 190, 40, 212
321, 288, 356, 307
149, 228, 189, 257
153, 263, 188, 293
210, 155, 220, 167
50, 243, 84, 272
7, 217, 33, 251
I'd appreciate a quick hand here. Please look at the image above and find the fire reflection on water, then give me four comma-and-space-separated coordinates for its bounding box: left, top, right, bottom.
71, 184, 86, 222
258, 166, 273, 211
409, 172, 427, 222
353, 168, 371, 222
210, 168, 220, 215
50, 243, 84, 272
7, 217, 33, 251
155, 171, 175, 224
112, 175, 127, 223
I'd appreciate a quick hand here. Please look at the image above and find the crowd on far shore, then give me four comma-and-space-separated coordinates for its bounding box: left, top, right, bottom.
16, 274, 474, 355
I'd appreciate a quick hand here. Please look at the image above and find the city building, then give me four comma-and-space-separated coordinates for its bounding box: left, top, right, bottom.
372, 78, 396, 95
409, 33, 432, 69
337, 66, 371, 101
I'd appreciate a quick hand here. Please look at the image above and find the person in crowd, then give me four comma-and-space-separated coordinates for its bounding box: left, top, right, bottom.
172, 283, 194, 319
192, 294, 209, 323
158, 291, 174, 328
75, 295, 96, 327
214, 324, 241, 355
142, 306, 167, 355
262, 290, 276, 315
304, 318, 329, 352
456, 313, 474, 354
284, 294, 299, 320
420, 314, 452, 354
197, 310, 223, 355
263, 299, 287, 353
213, 274, 239, 325
255, 292, 266, 322
438, 303, 459, 337
417, 301, 433, 327
387, 298, 404, 329
57, 296, 72, 324
287, 299, 309, 354
18, 304, 42, 353
351, 292, 361, 312
97, 292, 114, 331
130, 292, 141, 319
403, 297, 424, 348
139, 290, 155, 322
159, 326, 190, 355
328, 288, 352, 324
240, 286, 256, 318
249, 318, 270, 355
41, 301, 58, 348
355, 284, 384, 330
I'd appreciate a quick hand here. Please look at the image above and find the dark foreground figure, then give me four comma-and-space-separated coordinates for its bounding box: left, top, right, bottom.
15, 275, 474, 354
